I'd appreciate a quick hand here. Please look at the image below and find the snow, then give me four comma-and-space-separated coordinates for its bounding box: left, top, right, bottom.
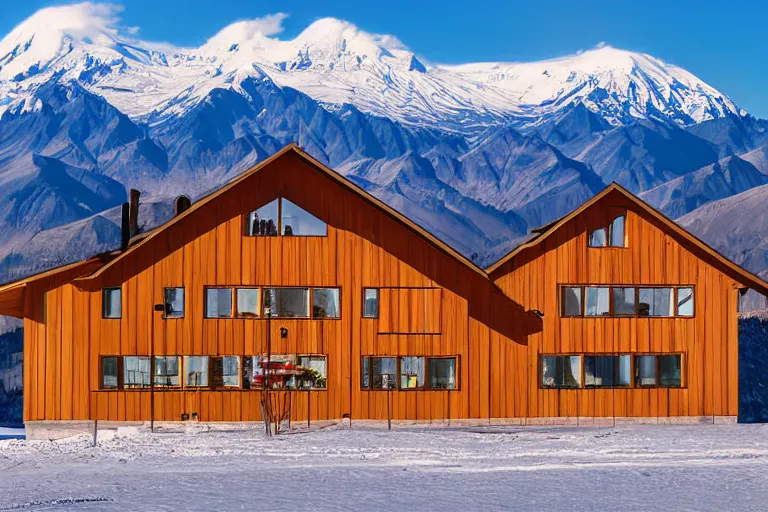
1, 423, 767, 510
0, 6, 740, 132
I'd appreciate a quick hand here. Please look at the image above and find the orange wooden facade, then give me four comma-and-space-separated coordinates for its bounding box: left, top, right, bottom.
5, 146, 767, 423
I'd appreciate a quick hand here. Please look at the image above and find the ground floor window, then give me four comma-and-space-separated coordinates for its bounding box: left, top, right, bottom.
183, 356, 209, 387
154, 356, 181, 388
540, 353, 683, 389
541, 355, 582, 388
101, 356, 119, 389
584, 355, 631, 387
243, 355, 328, 390
123, 356, 151, 388
362, 356, 457, 390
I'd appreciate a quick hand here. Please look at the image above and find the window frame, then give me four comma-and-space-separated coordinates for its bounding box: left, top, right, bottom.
123, 355, 152, 389
244, 198, 327, 238
153, 356, 182, 389
243, 354, 328, 391
183, 355, 211, 388
539, 354, 583, 389
311, 288, 341, 319
235, 288, 261, 319
539, 353, 685, 390
163, 287, 185, 319
204, 287, 234, 319
263, 287, 311, 319
102, 287, 122, 319
361, 355, 459, 391
588, 211, 628, 249
583, 354, 632, 388
100, 356, 120, 389
362, 288, 380, 319
559, 285, 696, 318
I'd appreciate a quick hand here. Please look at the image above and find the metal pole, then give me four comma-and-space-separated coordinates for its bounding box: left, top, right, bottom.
387, 387, 392, 431
265, 308, 272, 436
151, 306, 157, 433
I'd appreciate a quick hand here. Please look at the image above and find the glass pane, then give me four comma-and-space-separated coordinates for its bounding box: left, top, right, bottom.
164, 288, 184, 317
636, 355, 657, 386
184, 356, 209, 387
222, 356, 240, 387
313, 288, 340, 318
399, 357, 425, 389
659, 355, 682, 387
154, 356, 180, 387
616, 355, 631, 386
281, 198, 327, 236
362, 358, 370, 389
123, 356, 151, 387
372, 357, 397, 389
610, 215, 625, 247
585, 355, 615, 387
363, 289, 379, 318
102, 356, 118, 388
639, 288, 674, 317
562, 287, 582, 316
103, 288, 121, 318
206, 288, 232, 318
677, 288, 694, 317
242, 357, 253, 390
613, 287, 636, 315
589, 228, 607, 247
264, 288, 309, 318
298, 356, 327, 389
585, 287, 610, 316
428, 358, 456, 389
541, 356, 556, 387
236, 289, 259, 318
251, 355, 298, 389
246, 199, 278, 236
564, 356, 582, 387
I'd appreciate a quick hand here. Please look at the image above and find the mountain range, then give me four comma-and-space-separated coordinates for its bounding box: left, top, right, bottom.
0, 3, 767, 304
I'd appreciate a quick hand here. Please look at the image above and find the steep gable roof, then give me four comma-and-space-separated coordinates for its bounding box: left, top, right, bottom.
75, 144, 487, 284
486, 182, 768, 296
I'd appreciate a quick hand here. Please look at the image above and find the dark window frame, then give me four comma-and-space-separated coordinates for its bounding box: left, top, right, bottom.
311, 288, 341, 319
243, 197, 327, 238
539, 354, 583, 389
102, 287, 122, 319
583, 354, 632, 388
361, 355, 459, 391
163, 287, 185, 319
588, 212, 628, 249
362, 288, 380, 319
204, 287, 234, 319
559, 285, 695, 318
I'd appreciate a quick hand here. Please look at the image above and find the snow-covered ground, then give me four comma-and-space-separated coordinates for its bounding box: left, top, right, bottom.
1, 423, 767, 511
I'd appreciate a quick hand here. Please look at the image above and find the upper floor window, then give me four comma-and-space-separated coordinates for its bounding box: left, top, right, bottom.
245, 198, 326, 237
205, 288, 233, 318
561, 286, 694, 318
264, 288, 310, 318
363, 288, 379, 318
102, 288, 122, 319
589, 214, 626, 248
163, 287, 185, 318
312, 288, 340, 318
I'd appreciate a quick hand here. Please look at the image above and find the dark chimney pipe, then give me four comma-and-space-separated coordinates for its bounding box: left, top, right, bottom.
120, 202, 130, 251
129, 189, 140, 239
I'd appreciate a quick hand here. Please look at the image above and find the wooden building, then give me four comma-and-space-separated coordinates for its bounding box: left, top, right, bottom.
0, 144, 766, 428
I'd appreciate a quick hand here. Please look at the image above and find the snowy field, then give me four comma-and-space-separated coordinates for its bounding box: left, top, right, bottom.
1, 423, 768, 511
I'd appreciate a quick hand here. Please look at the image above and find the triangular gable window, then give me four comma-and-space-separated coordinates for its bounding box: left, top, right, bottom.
245, 198, 327, 237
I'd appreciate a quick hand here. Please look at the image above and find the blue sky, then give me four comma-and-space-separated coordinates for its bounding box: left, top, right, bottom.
3, 0, 767, 118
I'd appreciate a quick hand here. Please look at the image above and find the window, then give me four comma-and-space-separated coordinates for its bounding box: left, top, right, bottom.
184, 356, 209, 387
362, 357, 397, 389
205, 288, 233, 318
245, 198, 327, 237
264, 288, 309, 318
281, 198, 327, 236
154, 356, 180, 387
677, 287, 694, 316
585, 287, 610, 316
561, 287, 582, 316
541, 355, 582, 388
163, 287, 184, 318
363, 288, 379, 318
428, 358, 457, 389
312, 288, 340, 318
102, 356, 119, 389
123, 356, 151, 387
236, 288, 260, 318
102, 288, 121, 319
639, 288, 674, 317
585, 355, 631, 387
400, 357, 425, 389
659, 355, 682, 387
635, 355, 657, 387
589, 228, 607, 247
212, 356, 240, 387
609, 215, 626, 247
613, 287, 636, 316
297, 356, 327, 389
246, 199, 279, 236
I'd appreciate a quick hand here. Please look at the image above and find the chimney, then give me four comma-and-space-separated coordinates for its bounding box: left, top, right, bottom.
174, 195, 192, 216
129, 189, 140, 239
120, 202, 130, 251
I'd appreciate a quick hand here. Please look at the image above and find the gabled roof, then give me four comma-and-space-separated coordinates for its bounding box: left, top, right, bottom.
75, 144, 487, 284
486, 182, 768, 296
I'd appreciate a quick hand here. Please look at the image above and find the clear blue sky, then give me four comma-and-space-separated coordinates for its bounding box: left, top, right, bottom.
3, 0, 767, 118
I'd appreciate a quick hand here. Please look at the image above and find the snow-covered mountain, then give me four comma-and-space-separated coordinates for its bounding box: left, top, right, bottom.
0, 3, 767, 283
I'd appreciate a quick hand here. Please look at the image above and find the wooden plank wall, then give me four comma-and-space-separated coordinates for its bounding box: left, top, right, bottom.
491, 192, 741, 418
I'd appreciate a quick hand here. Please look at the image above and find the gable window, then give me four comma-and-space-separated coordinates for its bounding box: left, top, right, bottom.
638, 288, 674, 317
589, 228, 607, 247
541, 355, 582, 388
585, 287, 609, 316
183, 356, 209, 387
585, 355, 631, 387
264, 288, 309, 318
102, 288, 122, 319
609, 215, 626, 247
677, 287, 694, 316
123, 356, 151, 388
363, 288, 379, 318
245, 198, 327, 237
312, 288, 340, 318
163, 287, 184, 318
154, 356, 180, 387
101, 356, 119, 389
236, 288, 260, 318
246, 199, 279, 236
399, 357, 425, 389
205, 288, 233, 318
